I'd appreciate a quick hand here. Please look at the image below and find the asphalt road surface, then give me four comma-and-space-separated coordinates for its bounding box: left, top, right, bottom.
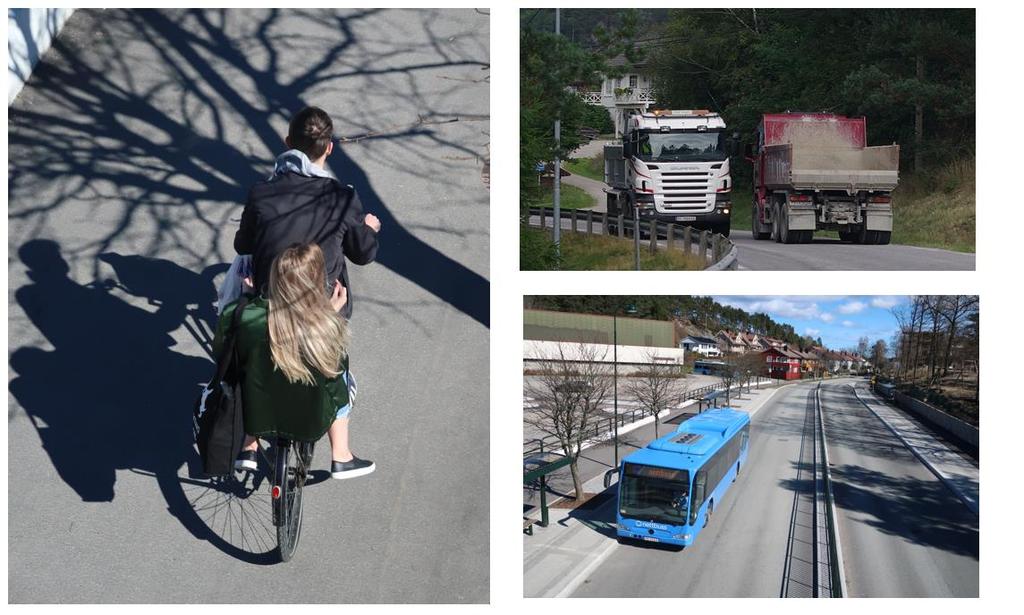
731, 232, 975, 270
8, 8, 489, 603
820, 383, 979, 597
569, 380, 978, 597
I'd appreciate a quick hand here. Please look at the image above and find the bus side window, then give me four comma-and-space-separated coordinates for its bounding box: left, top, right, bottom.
690, 470, 707, 526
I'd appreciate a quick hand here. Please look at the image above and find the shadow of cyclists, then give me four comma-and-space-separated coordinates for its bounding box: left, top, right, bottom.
8, 239, 277, 563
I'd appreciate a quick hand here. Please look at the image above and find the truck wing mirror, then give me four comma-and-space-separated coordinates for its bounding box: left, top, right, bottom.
603, 468, 620, 489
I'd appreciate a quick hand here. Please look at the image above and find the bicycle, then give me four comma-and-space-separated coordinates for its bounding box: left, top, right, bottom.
248, 436, 315, 562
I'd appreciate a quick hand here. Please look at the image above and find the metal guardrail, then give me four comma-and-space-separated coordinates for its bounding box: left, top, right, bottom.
526, 206, 738, 270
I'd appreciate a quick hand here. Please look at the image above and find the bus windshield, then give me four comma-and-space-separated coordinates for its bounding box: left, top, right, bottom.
637, 130, 727, 163
619, 463, 690, 525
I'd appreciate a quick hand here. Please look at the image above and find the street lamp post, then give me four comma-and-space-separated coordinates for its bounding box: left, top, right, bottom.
613, 314, 619, 469
611, 303, 637, 470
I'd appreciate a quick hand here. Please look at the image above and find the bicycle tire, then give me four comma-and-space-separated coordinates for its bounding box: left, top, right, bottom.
274, 439, 312, 562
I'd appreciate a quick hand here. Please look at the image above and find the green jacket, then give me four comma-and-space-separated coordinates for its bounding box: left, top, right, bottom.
214, 297, 349, 442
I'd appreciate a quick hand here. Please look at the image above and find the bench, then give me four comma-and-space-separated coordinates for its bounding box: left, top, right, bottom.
523, 517, 536, 536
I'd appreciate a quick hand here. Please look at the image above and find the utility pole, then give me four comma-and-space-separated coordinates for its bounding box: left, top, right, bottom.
613, 313, 619, 468
552, 8, 561, 255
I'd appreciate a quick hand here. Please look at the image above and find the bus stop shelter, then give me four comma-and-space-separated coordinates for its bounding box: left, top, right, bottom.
523, 450, 573, 532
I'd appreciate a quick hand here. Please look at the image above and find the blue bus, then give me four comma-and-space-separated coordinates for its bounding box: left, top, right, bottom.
693, 359, 729, 376
607, 408, 750, 547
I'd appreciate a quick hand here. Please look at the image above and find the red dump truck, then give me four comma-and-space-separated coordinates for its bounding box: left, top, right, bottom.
746, 113, 899, 244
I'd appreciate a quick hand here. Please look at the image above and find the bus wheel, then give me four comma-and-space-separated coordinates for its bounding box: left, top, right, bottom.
703, 501, 713, 528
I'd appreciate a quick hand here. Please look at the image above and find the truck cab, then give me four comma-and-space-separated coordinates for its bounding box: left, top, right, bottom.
605, 110, 734, 237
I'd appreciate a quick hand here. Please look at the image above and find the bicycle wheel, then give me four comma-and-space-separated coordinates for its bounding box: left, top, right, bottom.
273, 439, 312, 562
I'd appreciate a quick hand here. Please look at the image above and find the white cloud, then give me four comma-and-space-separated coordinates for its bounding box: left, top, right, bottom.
820, 312, 835, 323
805, 328, 821, 336
871, 296, 901, 309
842, 320, 855, 327
838, 301, 867, 314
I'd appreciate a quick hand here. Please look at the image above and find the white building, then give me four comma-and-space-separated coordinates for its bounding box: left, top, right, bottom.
678, 335, 722, 358
577, 56, 655, 133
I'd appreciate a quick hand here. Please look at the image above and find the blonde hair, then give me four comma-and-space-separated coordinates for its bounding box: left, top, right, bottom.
267, 244, 350, 385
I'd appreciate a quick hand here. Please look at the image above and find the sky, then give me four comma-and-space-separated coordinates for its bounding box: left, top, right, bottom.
710, 295, 910, 351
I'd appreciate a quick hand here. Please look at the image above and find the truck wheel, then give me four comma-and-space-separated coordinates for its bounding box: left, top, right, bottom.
772, 206, 781, 243
752, 207, 771, 240
779, 207, 795, 244
799, 230, 814, 244
875, 230, 891, 245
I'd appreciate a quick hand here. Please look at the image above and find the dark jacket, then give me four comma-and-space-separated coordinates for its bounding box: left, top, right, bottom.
214, 297, 350, 442
234, 172, 378, 319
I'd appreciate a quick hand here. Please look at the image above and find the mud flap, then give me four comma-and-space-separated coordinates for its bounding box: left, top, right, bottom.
865, 206, 893, 231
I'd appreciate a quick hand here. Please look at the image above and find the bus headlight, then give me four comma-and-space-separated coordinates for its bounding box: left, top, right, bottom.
674, 533, 691, 540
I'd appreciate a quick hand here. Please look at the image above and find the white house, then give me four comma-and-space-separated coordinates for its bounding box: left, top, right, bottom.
679, 335, 722, 358
577, 55, 655, 134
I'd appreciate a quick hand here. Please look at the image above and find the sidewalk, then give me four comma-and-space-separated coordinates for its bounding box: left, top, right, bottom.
851, 384, 979, 514
524, 379, 806, 598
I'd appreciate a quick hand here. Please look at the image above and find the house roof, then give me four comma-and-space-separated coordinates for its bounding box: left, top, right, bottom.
682, 335, 719, 345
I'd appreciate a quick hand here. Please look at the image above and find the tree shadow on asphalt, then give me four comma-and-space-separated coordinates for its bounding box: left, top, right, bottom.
8, 240, 284, 564
774, 385, 978, 560
8, 8, 489, 327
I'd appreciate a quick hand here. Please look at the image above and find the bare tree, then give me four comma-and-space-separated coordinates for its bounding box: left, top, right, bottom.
870, 339, 888, 373
524, 342, 613, 503
624, 350, 689, 440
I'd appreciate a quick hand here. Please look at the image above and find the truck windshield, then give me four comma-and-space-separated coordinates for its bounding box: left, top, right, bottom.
619, 463, 690, 525
637, 131, 727, 163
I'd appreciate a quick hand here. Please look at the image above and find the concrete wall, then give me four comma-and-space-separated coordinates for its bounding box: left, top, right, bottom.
894, 391, 979, 449
8, 8, 74, 105
524, 340, 685, 367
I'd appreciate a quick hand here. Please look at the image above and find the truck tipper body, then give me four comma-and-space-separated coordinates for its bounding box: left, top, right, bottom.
604, 110, 734, 237
748, 113, 899, 245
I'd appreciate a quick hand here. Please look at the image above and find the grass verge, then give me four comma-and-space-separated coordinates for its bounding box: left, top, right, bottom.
565, 153, 605, 182
520, 226, 705, 271
526, 183, 595, 210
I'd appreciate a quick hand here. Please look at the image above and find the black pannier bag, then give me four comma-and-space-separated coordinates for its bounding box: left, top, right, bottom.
193, 294, 250, 476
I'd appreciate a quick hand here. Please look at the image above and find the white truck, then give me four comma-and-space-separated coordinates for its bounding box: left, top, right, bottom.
604, 109, 736, 237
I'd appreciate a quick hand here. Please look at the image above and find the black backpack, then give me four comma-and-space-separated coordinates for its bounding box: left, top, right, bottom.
193, 294, 251, 477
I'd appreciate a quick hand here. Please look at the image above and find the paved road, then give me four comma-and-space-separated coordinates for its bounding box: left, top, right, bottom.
820, 383, 978, 597
558, 379, 977, 597
8, 8, 488, 603
731, 232, 974, 270
570, 381, 819, 597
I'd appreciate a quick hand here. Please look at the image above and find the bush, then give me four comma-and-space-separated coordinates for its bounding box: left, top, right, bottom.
520, 224, 560, 270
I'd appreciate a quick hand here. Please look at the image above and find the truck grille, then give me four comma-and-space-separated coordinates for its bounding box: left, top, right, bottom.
656, 171, 714, 211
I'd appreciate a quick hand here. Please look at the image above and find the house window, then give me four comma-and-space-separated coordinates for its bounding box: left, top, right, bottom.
629, 75, 638, 88
604, 79, 612, 94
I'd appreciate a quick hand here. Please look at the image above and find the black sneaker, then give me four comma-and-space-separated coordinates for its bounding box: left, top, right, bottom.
330, 456, 375, 480
234, 450, 258, 472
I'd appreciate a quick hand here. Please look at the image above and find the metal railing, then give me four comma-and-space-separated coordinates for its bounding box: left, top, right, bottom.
526, 205, 738, 270
814, 383, 847, 597
522, 377, 771, 458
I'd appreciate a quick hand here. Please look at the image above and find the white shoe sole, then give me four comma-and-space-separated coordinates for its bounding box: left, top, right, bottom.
234, 460, 258, 472
331, 463, 376, 480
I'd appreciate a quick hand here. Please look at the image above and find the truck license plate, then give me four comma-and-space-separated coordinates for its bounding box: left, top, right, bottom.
675, 216, 697, 222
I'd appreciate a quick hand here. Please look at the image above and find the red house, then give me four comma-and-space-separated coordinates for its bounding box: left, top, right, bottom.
763, 346, 802, 380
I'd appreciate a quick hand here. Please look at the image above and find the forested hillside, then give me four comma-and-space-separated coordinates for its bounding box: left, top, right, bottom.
523, 295, 820, 349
